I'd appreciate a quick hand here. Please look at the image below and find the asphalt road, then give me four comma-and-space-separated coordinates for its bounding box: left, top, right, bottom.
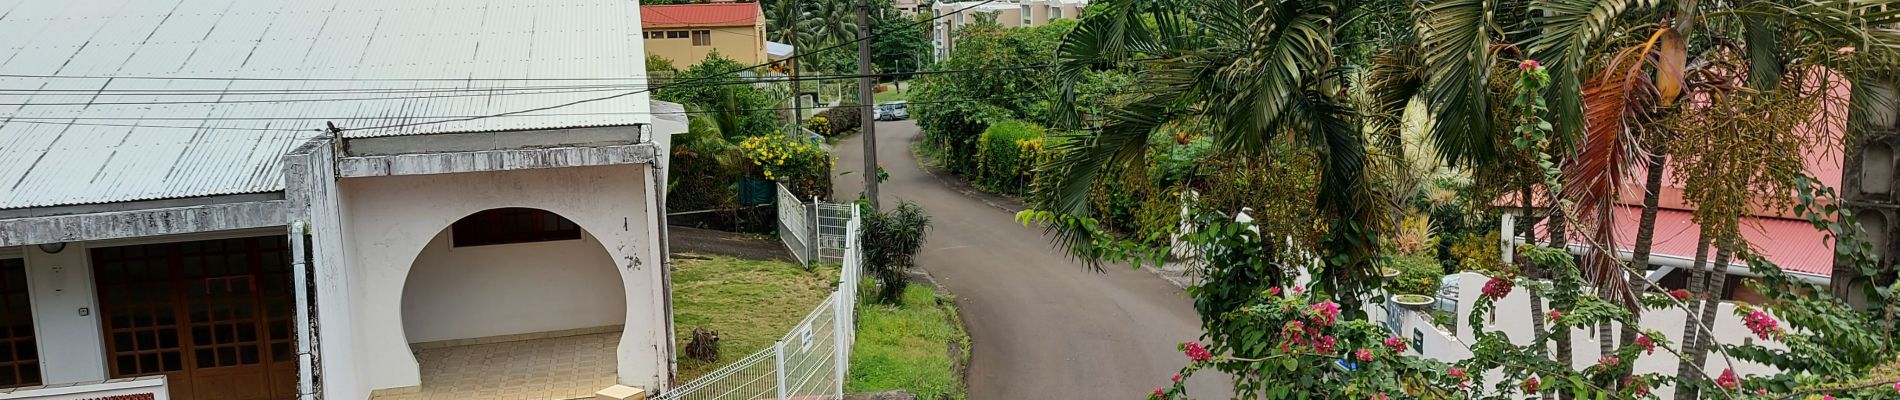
831, 120, 1230, 399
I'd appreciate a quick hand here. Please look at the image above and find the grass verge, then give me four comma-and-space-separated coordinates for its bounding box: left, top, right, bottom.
874, 82, 910, 103
671, 254, 836, 381
847, 285, 969, 399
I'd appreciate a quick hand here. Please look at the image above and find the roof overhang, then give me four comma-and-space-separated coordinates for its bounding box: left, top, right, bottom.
0, 195, 287, 247
336, 143, 659, 178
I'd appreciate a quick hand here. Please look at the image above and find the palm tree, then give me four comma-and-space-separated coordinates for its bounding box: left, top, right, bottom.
1039, 0, 1430, 305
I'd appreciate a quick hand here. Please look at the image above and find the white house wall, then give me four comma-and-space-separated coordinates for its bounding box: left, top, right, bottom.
20, 244, 106, 385
1402, 272, 1785, 398
401, 230, 625, 343
337, 163, 666, 393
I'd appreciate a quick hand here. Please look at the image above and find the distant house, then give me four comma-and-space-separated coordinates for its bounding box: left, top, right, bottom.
931, 0, 1088, 62
1500, 110, 1845, 303
0, 1, 687, 400
643, 3, 770, 67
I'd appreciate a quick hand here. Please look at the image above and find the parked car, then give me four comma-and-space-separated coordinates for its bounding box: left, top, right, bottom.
875, 101, 910, 121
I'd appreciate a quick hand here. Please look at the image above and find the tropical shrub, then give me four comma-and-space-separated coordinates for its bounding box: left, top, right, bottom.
653, 53, 781, 138
1383, 254, 1442, 296
862, 202, 932, 304
738, 135, 832, 200
975, 119, 1046, 193
810, 102, 862, 137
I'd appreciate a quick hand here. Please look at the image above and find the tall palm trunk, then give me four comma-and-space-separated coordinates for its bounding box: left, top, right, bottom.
1548, 216, 1574, 400
1673, 229, 1715, 400
1685, 238, 1733, 390
1620, 152, 1669, 351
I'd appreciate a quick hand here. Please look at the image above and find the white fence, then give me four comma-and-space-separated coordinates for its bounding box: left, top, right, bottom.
778, 184, 814, 265
660, 200, 864, 400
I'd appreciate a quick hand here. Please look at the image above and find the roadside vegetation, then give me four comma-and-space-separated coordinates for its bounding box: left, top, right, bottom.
670, 254, 837, 381
847, 285, 969, 399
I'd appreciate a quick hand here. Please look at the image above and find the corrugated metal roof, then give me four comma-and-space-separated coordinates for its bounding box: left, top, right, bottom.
641, 3, 760, 28
0, 0, 654, 209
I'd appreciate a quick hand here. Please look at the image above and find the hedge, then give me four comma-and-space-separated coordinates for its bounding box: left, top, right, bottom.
809, 102, 863, 137
974, 120, 1046, 194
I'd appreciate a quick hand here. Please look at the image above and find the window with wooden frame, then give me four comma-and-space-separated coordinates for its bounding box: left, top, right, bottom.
451, 208, 582, 247
691, 30, 711, 46
665, 30, 688, 39
0, 258, 37, 388
644, 31, 664, 39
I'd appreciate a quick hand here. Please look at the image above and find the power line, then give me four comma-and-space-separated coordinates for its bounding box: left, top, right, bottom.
334, 0, 1007, 133
0, 65, 1048, 107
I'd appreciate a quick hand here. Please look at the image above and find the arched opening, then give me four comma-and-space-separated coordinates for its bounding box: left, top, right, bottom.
1863, 210, 1889, 261
1863, 142, 1893, 195
396, 207, 626, 396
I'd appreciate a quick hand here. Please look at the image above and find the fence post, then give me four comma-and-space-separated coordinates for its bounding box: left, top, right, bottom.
808, 197, 821, 264
774, 340, 788, 399
833, 291, 849, 396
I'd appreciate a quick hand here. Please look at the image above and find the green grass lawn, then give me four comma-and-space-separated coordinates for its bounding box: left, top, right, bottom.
847, 285, 968, 399
671, 254, 837, 381
873, 82, 910, 103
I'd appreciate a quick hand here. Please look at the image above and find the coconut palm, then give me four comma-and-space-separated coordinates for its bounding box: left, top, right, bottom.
1037, 0, 1445, 305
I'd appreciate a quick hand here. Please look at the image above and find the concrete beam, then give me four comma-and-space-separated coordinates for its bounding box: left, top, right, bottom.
0, 200, 287, 247
336, 144, 659, 178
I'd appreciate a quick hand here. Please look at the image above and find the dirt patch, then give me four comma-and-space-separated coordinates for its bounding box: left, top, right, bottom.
668, 226, 795, 262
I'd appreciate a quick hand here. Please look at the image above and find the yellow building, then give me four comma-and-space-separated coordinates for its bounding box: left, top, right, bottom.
642, 3, 768, 66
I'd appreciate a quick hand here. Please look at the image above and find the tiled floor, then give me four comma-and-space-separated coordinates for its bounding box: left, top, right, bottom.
371, 332, 619, 400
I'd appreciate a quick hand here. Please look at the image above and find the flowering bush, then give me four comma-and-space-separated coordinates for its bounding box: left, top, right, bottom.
738, 135, 832, 199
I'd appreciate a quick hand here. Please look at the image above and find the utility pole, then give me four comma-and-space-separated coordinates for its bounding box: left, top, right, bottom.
789, 0, 803, 124
857, 0, 880, 208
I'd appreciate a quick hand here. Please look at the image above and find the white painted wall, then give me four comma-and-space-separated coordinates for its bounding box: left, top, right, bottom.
401, 229, 625, 343
337, 164, 667, 393
21, 244, 106, 385
1400, 272, 1786, 398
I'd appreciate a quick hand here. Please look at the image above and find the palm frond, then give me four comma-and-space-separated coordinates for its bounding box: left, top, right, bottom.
1415, 0, 1500, 166
1367, 45, 1424, 149
1525, 0, 1657, 151
1562, 43, 1658, 311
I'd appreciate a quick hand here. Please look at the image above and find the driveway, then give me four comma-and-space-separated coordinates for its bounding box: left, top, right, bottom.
831, 121, 1230, 399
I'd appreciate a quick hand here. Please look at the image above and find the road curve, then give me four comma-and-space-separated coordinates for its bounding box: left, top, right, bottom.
831, 120, 1230, 399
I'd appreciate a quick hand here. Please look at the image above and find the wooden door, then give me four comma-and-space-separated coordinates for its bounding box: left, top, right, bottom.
94, 237, 295, 400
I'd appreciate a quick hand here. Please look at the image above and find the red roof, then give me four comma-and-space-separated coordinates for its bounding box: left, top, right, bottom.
642, 3, 761, 28
1558, 206, 1835, 278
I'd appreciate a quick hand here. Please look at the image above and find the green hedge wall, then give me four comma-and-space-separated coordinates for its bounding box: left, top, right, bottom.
975, 120, 1046, 194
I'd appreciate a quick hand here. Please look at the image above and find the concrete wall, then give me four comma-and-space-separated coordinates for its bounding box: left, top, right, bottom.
337, 163, 667, 393
1397, 272, 1785, 398
401, 229, 625, 343
18, 244, 105, 385
644, 24, 767, 66
284, 139, 362, 400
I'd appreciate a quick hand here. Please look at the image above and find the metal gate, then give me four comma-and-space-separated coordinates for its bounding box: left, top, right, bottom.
813, 203, 858, 264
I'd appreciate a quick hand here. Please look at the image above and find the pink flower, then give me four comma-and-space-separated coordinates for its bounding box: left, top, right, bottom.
1482, 277, 1514, 299
1547, 310, 1563, 322
1893, 380, 1899, 392
1293, 286, 1306, 294
1172, 374, 1181, 383
1370, 393, 1388, 400
1634, 335, 1655, 354
1625, 376, 1650, 396
1184, 342, 1212, 362
1448, 367, 1466, 380
1523, 376, 1541, 393
1519, 59, 1542, 70
1356, 348, 1373, 362
1670, 289, 1692, 301
1153, 388, 1165, 398
1758, 388, 1768, 395
1598, 356, 1620, 367
1384, 337, 1407, 353
1310, 301, 1342, 326
1822, 395, 1834, 400
1314, 336, 1337, 353
1716, 368, 1738, 389
1268, 287, 1283, 295
1743, 310, 1782, 340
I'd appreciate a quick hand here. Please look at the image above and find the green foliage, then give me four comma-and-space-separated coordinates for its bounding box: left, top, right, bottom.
862, 202, 932, 304
910, 19, 1080, 175
655, 53, 782, 138
738, 135, 833, 199
809, 102, 863, 137
1383, 254, 1443, 296
847, 286, 967, 399
869, 5, 930, 76
974, 119, 1046, 194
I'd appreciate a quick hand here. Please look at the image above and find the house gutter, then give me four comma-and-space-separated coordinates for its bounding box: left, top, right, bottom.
288, 221, 320, 400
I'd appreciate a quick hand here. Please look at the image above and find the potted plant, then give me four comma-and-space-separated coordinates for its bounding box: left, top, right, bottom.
1385, 254, 1444, 311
